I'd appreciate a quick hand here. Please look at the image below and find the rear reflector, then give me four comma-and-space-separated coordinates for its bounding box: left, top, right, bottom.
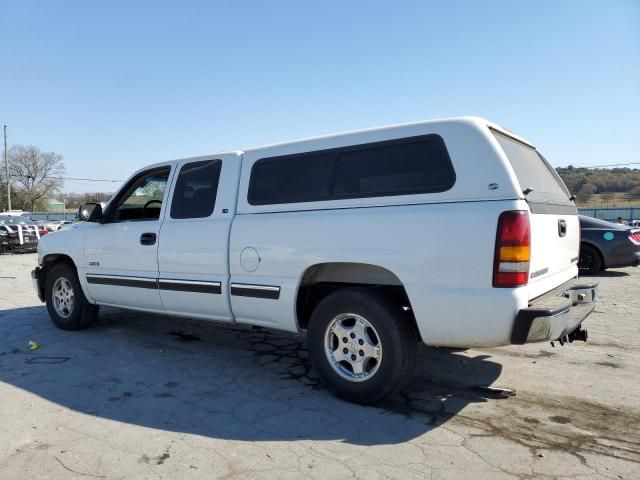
493, 210, 531, 287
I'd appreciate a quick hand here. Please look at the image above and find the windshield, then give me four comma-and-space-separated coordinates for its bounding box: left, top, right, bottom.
492, 129, 571, 201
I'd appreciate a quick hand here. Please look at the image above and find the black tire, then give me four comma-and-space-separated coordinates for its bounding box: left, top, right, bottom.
578, 243, 603, 275
45, 263, 99, 330
307, 288, 417, 404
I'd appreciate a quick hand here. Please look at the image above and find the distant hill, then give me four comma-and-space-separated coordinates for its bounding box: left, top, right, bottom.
555, 166, 640, 205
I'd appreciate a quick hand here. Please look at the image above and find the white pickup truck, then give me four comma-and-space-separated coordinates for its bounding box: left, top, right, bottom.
33, 117, 597, 403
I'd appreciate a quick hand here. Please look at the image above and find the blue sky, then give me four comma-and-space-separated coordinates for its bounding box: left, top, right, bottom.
1, 0, 638, 193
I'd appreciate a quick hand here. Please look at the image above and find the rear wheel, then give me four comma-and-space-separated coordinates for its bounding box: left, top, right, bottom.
45, 263, 99, 330
578, 243, 603, 274
307, 288, 416, 404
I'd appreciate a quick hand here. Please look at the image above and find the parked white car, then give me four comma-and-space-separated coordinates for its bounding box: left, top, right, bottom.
40, 220, 62, 232
33, 117, 597, 403
54, 220, 75, 231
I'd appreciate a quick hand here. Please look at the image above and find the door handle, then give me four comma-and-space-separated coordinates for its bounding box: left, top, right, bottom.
140, 232, 157, 245
558, 219, 567, 237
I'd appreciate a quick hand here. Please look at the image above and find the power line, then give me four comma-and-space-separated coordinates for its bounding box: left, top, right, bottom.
46, 176, 123, 183
562, 162, 640, 169
8, 174, 123, 183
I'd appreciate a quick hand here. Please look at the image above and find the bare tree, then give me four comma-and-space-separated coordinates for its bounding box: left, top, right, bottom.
3, 145, 65, 210
600, 191, 615, 205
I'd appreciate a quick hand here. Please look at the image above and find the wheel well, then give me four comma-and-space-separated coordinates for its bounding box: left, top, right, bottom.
295, 262, 421, 340
581, 242, 605, 269
41, 254, 77, 284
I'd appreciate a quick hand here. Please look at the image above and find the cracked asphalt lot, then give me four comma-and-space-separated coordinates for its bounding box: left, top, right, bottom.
1, 253, 639, 479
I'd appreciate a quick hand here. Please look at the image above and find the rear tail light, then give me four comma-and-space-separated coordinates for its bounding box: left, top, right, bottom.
630, 230, 640, 246
39, 229, 48, 236
493, 210, 531, 288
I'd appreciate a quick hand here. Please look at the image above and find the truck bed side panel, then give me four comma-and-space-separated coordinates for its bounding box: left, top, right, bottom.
229, 199, 528, 347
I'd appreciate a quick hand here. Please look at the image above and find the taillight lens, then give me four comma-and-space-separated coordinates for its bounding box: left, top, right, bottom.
493, 210, 531, 287
630, 230, 640, 246
39, 229, 48, 236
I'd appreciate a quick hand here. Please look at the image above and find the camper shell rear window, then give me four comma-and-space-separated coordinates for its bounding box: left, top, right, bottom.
491, 129, 571, 199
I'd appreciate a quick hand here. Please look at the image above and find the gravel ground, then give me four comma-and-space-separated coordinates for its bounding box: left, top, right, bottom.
0, 253, 639, 479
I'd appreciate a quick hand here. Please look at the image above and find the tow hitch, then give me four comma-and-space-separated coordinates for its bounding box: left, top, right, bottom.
551, 327, 588, 347
568, 328, 588, 343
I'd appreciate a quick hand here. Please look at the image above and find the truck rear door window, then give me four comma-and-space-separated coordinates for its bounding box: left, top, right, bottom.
170, 160, 222, 219
248, 134, 455, 205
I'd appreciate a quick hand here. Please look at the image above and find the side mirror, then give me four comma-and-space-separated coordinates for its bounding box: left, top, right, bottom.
79, 203, 103, 222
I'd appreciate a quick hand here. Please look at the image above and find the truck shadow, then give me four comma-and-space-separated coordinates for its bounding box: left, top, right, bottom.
0, 306, 504, 446
589, 270, 630, 278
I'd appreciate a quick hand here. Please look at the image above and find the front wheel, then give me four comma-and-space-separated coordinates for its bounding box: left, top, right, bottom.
45, 263, 99, 330
307, 288, 416, 404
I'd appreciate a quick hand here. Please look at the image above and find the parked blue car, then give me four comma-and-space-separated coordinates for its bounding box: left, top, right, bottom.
579, 215, 640, 274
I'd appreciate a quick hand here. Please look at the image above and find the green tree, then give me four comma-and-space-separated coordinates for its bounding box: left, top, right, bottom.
575, 182, 597, 203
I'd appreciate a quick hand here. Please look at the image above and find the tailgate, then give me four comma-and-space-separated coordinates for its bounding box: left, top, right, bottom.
492, 129, 579, 299
527, 212, 579, 299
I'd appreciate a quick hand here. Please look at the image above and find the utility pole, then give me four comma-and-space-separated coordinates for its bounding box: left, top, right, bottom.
3, 125, 10, 211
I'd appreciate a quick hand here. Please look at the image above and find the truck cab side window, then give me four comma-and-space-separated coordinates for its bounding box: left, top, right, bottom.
170, 160, 222, 219
112, 168, 171, 222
